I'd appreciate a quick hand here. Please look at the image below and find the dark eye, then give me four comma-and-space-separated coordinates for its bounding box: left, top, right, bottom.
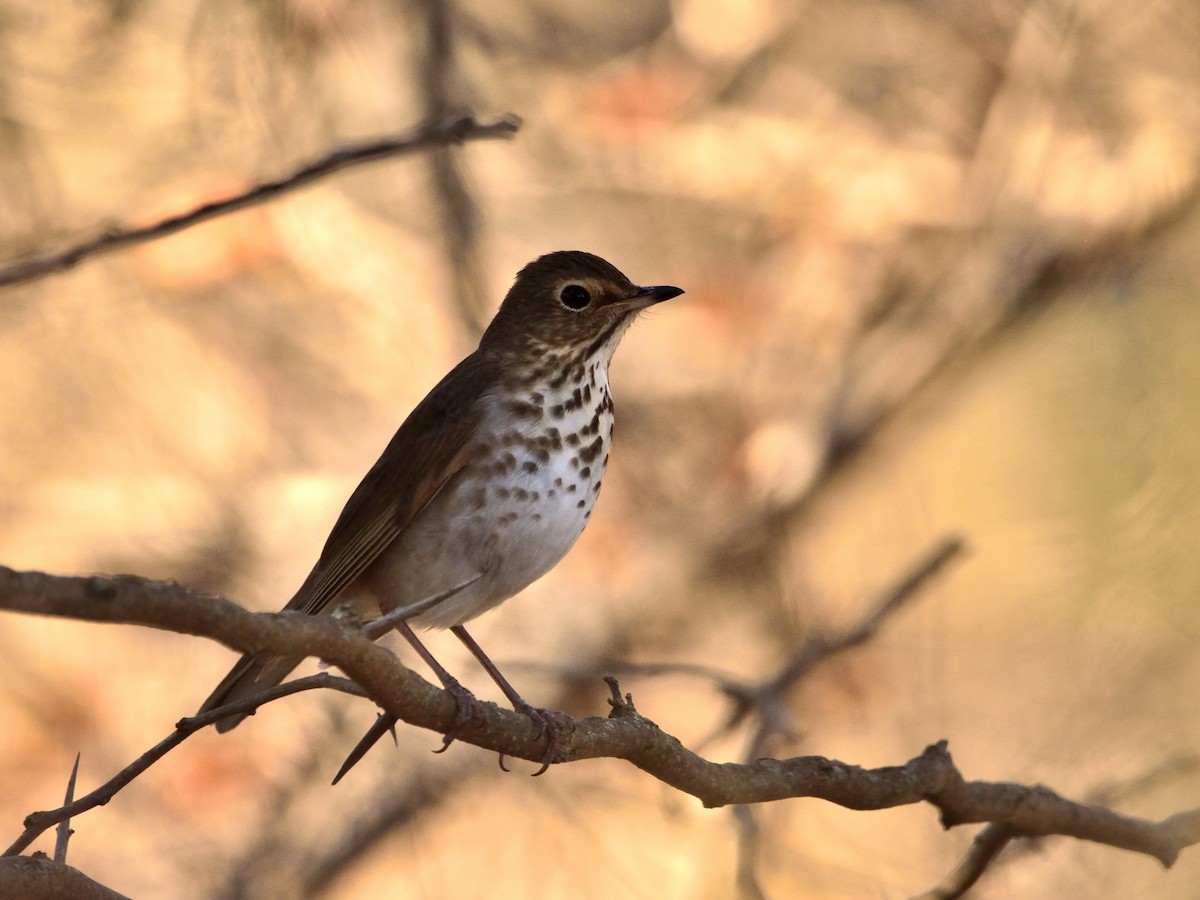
559, 284, 591, 310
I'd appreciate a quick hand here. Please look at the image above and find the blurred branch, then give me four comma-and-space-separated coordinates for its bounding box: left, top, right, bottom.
733, 804, 768, 900
427, 125, 487, 336
415, 0, 491, 333
745, 535, 965, 746
1090, 756, 1200, 808
607, 536, 966, 748
216, 755, 482, 899
233, 640, 630, 896
1, 564, 1198, 885
732, 536, 965, 899
0, 110, 522, 289
913, 823, 1017, 900
298, 756, 480, 897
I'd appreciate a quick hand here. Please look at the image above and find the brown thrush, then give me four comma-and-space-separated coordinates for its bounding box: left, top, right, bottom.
197, 250, 682, 778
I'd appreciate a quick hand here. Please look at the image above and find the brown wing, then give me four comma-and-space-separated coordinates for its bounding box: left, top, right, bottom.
198, 350, 495, 728
286, 350, 493, 616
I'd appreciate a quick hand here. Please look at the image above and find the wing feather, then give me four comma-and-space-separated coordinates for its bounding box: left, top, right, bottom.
286, 350, 494, 616
198, 350, 496, 726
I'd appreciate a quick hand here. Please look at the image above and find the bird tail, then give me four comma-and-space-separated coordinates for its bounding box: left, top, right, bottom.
197, 653, 303, 732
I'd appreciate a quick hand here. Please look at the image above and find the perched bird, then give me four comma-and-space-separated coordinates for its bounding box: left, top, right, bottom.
197, 250, 682, 778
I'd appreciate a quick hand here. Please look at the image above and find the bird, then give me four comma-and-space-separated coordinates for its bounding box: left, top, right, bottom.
197, 250, 683, 778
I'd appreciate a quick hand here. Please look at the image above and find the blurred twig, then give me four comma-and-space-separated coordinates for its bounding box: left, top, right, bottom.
415, 0, 491, 334
223, 636, 630, 896
595, 537, 965, 751
299, 755, 480, 897
912, 823, 1017, 900
217, 710, 540, 897
733, 804, 768, 900
1090, 756, 1200, 808
732, 536, 966, 899
576, 541, 964, 900
742, 536, 965, 752
0, 111, 521, 289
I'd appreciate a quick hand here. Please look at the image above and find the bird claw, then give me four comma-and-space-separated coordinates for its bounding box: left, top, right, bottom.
509, 702, 573, 776
433, 678, 488, 754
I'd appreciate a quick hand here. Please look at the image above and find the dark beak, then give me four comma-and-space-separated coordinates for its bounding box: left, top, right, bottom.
631, 284, 685, 304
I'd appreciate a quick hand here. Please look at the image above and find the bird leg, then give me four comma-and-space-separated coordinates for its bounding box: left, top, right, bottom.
450, 624, 572, 776
331, 621, 486, 783
397, 622, 488, 752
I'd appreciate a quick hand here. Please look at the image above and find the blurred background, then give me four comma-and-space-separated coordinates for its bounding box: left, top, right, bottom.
1, 0, 1199, 897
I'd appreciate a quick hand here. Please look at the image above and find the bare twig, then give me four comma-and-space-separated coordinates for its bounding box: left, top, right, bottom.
1, 565, 1198, 878
52, 753, 80, 864
915, 754, 1200, 899
732, 804, 768, 900
4, 672, 364, 857
0, 110, 521, 289
361, 574, 482, 640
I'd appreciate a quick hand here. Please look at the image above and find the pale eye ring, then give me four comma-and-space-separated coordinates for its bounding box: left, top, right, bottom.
559, 284, 591, 310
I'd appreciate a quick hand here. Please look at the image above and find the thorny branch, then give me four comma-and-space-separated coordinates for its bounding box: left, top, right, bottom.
0, 111, 521, 289
1, 565, 1198, 879
3, 673, 364, 858
52, 753, 79, 864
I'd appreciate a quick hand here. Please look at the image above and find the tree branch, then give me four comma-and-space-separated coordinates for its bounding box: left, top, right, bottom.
0, 110, 521, 289
915, 754, 1200, 899
0, 856, 132, 900
1, 564, 1197, 874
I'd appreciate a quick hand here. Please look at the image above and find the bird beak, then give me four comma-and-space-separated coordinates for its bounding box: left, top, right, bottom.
628, 284, 685, 306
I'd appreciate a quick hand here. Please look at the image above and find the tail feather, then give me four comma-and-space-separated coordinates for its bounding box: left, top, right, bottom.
198, 653, 304, 732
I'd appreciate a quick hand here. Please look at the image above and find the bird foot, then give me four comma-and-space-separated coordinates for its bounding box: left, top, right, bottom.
499, 702, 574, 776
434, 677, 488, 754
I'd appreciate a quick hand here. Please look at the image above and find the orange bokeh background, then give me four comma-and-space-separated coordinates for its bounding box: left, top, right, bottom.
2, 1, 1199, 897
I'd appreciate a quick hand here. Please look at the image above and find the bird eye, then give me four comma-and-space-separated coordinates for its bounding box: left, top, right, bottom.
559, 284, 591, 310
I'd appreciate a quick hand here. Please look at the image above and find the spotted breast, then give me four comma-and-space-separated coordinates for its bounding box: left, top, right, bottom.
358, 324, 626, 629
